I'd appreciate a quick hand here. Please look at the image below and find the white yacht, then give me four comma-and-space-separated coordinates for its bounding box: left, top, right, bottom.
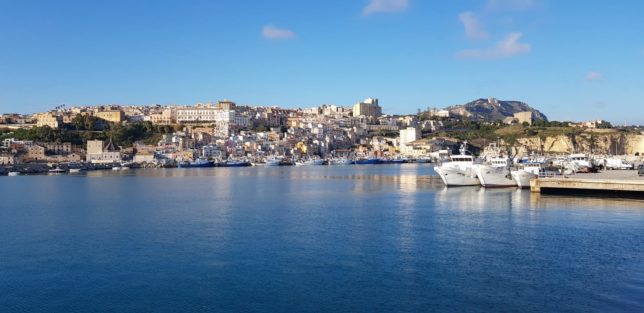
434, 142, 480, 187
475, 157, 517, 187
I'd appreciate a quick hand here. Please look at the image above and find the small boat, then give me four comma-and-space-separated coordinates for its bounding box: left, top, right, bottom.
178, 158, 216, 168
265, 157, 283, 166
390, 156, 408, 164
48, 168, 66, 174
218, 160, 252, 167
330, 157, 353, 165
8, 171, 20, 176
69, 168, 83, 173
414, 156, 432, 163
297, 158, 326, 166
112, 166, 121, 171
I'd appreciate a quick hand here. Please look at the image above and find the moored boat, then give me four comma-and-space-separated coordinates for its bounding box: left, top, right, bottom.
354, 157, 381, 165
510, 162, 542, 188
218, 159, 252, 167
265, 156, 283, 166
434, 141, 480, 187
330, 157, 353, 165
297, 158, 325, 166
8, 171, 20, 176
48, 168, 66, 174
178, 158, 215, 168
475, 157, 516, 187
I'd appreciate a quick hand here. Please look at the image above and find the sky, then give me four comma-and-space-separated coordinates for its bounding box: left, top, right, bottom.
0, 0, 643, 124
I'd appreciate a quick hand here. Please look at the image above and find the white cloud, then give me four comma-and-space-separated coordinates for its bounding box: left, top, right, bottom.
458, 11, 488, 40
262, 25, 296, 40
362, 0, 409, 16
585, 71, 602, 81
486, 0, 537, 11
457, 32, 531, 59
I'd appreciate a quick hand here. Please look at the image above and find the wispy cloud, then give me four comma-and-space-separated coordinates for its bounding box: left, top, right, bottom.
486, 0, 538, 11
458, 11, 488, 40
585, 71, 602, 81
262, 25, 296, 40
457, 32, 531, 59
362, 0, 409, 16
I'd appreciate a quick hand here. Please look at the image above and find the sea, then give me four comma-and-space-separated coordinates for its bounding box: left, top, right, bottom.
1, 164, 643, 312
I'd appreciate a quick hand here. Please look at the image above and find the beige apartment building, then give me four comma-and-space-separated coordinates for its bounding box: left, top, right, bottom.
36, 113, 62, 129
514, 111, 533, 125
352, 98, 382, 117
95, 110, 125, 123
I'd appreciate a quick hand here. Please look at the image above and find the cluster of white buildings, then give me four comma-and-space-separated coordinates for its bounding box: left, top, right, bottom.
1, 98, 458, 165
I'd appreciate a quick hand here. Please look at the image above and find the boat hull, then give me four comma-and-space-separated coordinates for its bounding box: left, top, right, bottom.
178, 162, 215, 168
510, 170, 535, 189
218, 162, 251, 167
331, 159, 353, 165
476, 166, 517, 187
435, 166, 480, 186
354, 159, 381, 165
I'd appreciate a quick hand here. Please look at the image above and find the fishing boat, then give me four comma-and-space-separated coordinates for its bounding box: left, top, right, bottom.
434, 141, 480, 187
69, 168, 83, 173
475, 157, 517, 187
510, 162, 542, 188
354, 157, 382, 165
8, 171, 20, 176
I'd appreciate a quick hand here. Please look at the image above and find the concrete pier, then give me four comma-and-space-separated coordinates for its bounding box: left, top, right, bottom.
530, 171, 644, 198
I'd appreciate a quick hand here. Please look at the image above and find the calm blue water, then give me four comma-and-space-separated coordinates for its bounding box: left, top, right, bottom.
1, 164, 643, 312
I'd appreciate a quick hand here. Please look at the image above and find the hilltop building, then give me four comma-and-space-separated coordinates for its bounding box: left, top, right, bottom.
35, 113, 62, 129
95, 110, 125, 123
514, 111, 533, 125
353, 98, 382, 117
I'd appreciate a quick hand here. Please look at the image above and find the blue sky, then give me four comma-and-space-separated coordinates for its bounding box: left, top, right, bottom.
0, 0, 643, 124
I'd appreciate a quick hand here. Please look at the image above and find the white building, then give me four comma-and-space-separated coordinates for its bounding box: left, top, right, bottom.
214, 110, 250, 137
399, 127, 421, 155
175, 107, 219, 123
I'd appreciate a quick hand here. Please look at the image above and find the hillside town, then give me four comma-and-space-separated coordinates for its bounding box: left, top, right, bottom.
1, 97, 642, 175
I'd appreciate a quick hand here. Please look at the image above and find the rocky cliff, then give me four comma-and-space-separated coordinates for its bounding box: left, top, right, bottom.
508, 133, 644, 156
